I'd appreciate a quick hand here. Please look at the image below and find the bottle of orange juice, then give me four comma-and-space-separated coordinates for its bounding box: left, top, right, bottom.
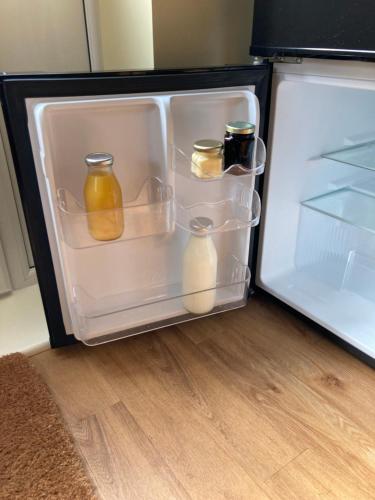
84, 152, 124, 241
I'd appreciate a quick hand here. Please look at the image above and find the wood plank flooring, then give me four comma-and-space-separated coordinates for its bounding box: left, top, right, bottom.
32, 294, 375, 499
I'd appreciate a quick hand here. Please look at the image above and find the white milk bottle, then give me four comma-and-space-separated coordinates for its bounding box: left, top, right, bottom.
182, 217, 218, 314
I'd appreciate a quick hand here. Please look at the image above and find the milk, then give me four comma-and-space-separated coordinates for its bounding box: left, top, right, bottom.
182, 221, 218, 314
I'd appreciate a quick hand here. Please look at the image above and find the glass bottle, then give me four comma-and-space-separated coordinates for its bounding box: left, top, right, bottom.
182, 217, 218, 314
224, 121, 255, 175
191, 139, 223, 179
84, 152, 124, 241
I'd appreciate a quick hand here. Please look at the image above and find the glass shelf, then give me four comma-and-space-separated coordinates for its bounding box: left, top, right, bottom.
57, 177, 174, 249
301, 188, 375, 234
322, 140, 375, 171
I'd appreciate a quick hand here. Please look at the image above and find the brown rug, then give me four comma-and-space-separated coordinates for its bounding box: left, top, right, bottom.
0, 353, 96, 499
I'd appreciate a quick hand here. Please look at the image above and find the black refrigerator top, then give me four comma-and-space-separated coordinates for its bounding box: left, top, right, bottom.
251, 0, 375, 61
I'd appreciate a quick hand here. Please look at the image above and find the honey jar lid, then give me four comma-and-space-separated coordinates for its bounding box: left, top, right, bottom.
85, 152, 113, 166
193, 139, 223, 152
225, 121, 255, 135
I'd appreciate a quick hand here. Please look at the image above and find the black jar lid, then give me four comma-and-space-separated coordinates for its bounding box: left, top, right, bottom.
225, 121, 255, 135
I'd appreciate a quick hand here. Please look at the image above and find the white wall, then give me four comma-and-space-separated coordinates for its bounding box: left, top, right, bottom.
152, 0, 254, 68
0, 0, 90, 73
93, 0, 154, 71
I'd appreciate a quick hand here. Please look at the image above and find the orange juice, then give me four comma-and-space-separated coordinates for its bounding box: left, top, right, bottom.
84, 153, 124, 241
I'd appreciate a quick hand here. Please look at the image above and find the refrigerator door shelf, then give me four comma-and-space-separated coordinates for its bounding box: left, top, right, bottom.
173, 143, 264, 227
322, 140, 375, 171
71, 255, 250, 345
176, 190, 261, 234
57, 179, 261, 250
173, 137, 266, 181
56, 177, 174, 249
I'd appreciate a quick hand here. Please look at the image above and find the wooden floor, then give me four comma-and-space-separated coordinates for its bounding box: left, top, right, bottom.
32, 294, 375, 500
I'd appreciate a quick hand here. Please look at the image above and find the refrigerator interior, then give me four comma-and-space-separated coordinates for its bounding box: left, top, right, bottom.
26, 87, 264, 345
258, 67, 375, 358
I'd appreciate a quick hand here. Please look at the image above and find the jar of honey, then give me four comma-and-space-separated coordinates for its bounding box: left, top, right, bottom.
83, 152, 124, 241
191, 139, 223, 179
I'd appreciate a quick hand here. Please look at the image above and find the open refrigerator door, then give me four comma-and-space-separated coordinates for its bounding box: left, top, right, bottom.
24, 85, 265, 345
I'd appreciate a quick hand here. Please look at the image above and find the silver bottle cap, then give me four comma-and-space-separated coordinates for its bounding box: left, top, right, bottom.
85, 152, 113, 166
189, 217, 214, 233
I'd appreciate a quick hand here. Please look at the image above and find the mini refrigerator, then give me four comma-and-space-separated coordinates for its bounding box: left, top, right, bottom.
1, 0, 375, 363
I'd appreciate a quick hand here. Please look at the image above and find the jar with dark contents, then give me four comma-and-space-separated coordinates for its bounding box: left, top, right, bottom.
224, 121, 255, 175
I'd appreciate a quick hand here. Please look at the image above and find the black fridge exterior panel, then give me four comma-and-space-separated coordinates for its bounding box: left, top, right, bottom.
251, 0, 375, 61
0, 65, 272, 348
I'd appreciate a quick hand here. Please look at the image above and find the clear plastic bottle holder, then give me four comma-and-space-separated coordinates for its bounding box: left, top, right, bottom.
72, 254, 251, 343
175, 188, 261, 233
57, 153, 262, 248
173, 136, 266, 181
56, 177, 174, 249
